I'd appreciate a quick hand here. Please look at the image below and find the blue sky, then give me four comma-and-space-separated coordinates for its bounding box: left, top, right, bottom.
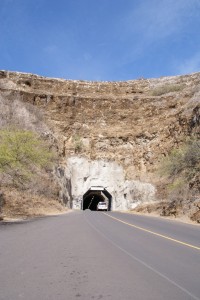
1, 0, 200, 81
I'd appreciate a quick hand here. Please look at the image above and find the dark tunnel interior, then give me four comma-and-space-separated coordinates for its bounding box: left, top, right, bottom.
83, 188, 112, 211
83, 194, 105, 210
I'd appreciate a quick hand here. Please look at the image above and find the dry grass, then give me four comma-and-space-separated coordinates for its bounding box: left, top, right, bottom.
1, 187, 67, 220
131, 199, 200, 223
151, 84, 184, 96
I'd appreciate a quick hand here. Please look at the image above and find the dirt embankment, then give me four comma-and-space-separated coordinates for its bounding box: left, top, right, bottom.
131, 198, 200, 224
0, 187, 67, 221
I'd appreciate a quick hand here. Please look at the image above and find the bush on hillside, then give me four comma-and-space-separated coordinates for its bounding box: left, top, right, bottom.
159, 138, 200, 204
0, 128, 56, 187
73, 134, 83, 153
160, 138, 200, 182
151, 84, 184, 96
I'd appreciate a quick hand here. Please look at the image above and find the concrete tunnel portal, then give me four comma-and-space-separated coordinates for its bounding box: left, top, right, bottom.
82, 186, 112, 211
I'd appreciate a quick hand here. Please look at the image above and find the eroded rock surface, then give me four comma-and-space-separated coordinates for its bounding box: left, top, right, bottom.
0, 70, 199, 211
56, 157, 155, 210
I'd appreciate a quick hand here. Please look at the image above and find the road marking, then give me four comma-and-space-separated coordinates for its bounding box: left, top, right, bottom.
85, 214, 200, 300
103, 213, 200, 251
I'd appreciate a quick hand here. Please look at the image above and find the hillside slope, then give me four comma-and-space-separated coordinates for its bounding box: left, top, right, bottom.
0, 70, 199, 221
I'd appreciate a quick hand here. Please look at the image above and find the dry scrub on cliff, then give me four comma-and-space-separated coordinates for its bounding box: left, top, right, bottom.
73, 134, 84, 153
160, 138, 200, 185
2, 187, 64, 220
158, 138, 200, 222
0, 94, 44, 131
151, 83, 184, 96
133, 138, 200, 223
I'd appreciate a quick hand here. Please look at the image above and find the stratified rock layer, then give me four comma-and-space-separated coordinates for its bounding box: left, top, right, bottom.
0, 70, 199, 210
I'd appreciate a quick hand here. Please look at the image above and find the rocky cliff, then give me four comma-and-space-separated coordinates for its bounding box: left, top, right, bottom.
0, 70, 199, 214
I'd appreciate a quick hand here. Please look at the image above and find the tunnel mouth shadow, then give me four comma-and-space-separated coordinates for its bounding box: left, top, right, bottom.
82, 186, 112, 211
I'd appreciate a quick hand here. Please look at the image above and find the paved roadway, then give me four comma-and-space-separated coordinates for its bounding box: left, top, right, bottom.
0, 211, 200, 300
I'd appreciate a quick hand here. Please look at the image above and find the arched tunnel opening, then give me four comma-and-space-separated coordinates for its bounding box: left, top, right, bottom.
82, 187, 112, 211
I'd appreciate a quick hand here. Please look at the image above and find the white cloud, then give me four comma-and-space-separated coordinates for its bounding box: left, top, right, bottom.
176, 52, 200, 75
117, 0, 200, 65
124, 0, 200, 42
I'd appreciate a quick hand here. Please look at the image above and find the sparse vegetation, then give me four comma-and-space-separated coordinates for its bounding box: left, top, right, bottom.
157, 138, 200, 219
73, 134, 83, 153
2, 187, 64, 219
0, 94, 46, 132
160, 138, 200, 183
151, 84, 184, 96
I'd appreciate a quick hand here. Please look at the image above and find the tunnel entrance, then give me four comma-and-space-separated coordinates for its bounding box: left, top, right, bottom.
82, 186, 112, 211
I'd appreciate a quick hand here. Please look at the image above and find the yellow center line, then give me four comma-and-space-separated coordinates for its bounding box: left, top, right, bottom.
103, 213, 200, 251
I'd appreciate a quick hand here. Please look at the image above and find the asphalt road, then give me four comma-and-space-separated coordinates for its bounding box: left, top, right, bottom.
0, 211, 200, 300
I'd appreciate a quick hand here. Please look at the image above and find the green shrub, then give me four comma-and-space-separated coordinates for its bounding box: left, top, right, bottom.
0, 129, 55, 187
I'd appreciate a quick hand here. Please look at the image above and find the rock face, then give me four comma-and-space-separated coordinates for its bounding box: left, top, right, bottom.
56, 157, 155, 210
0, 70, 199, 210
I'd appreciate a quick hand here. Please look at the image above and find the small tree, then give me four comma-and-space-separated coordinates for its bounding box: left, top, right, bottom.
0, 129, 55, 187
